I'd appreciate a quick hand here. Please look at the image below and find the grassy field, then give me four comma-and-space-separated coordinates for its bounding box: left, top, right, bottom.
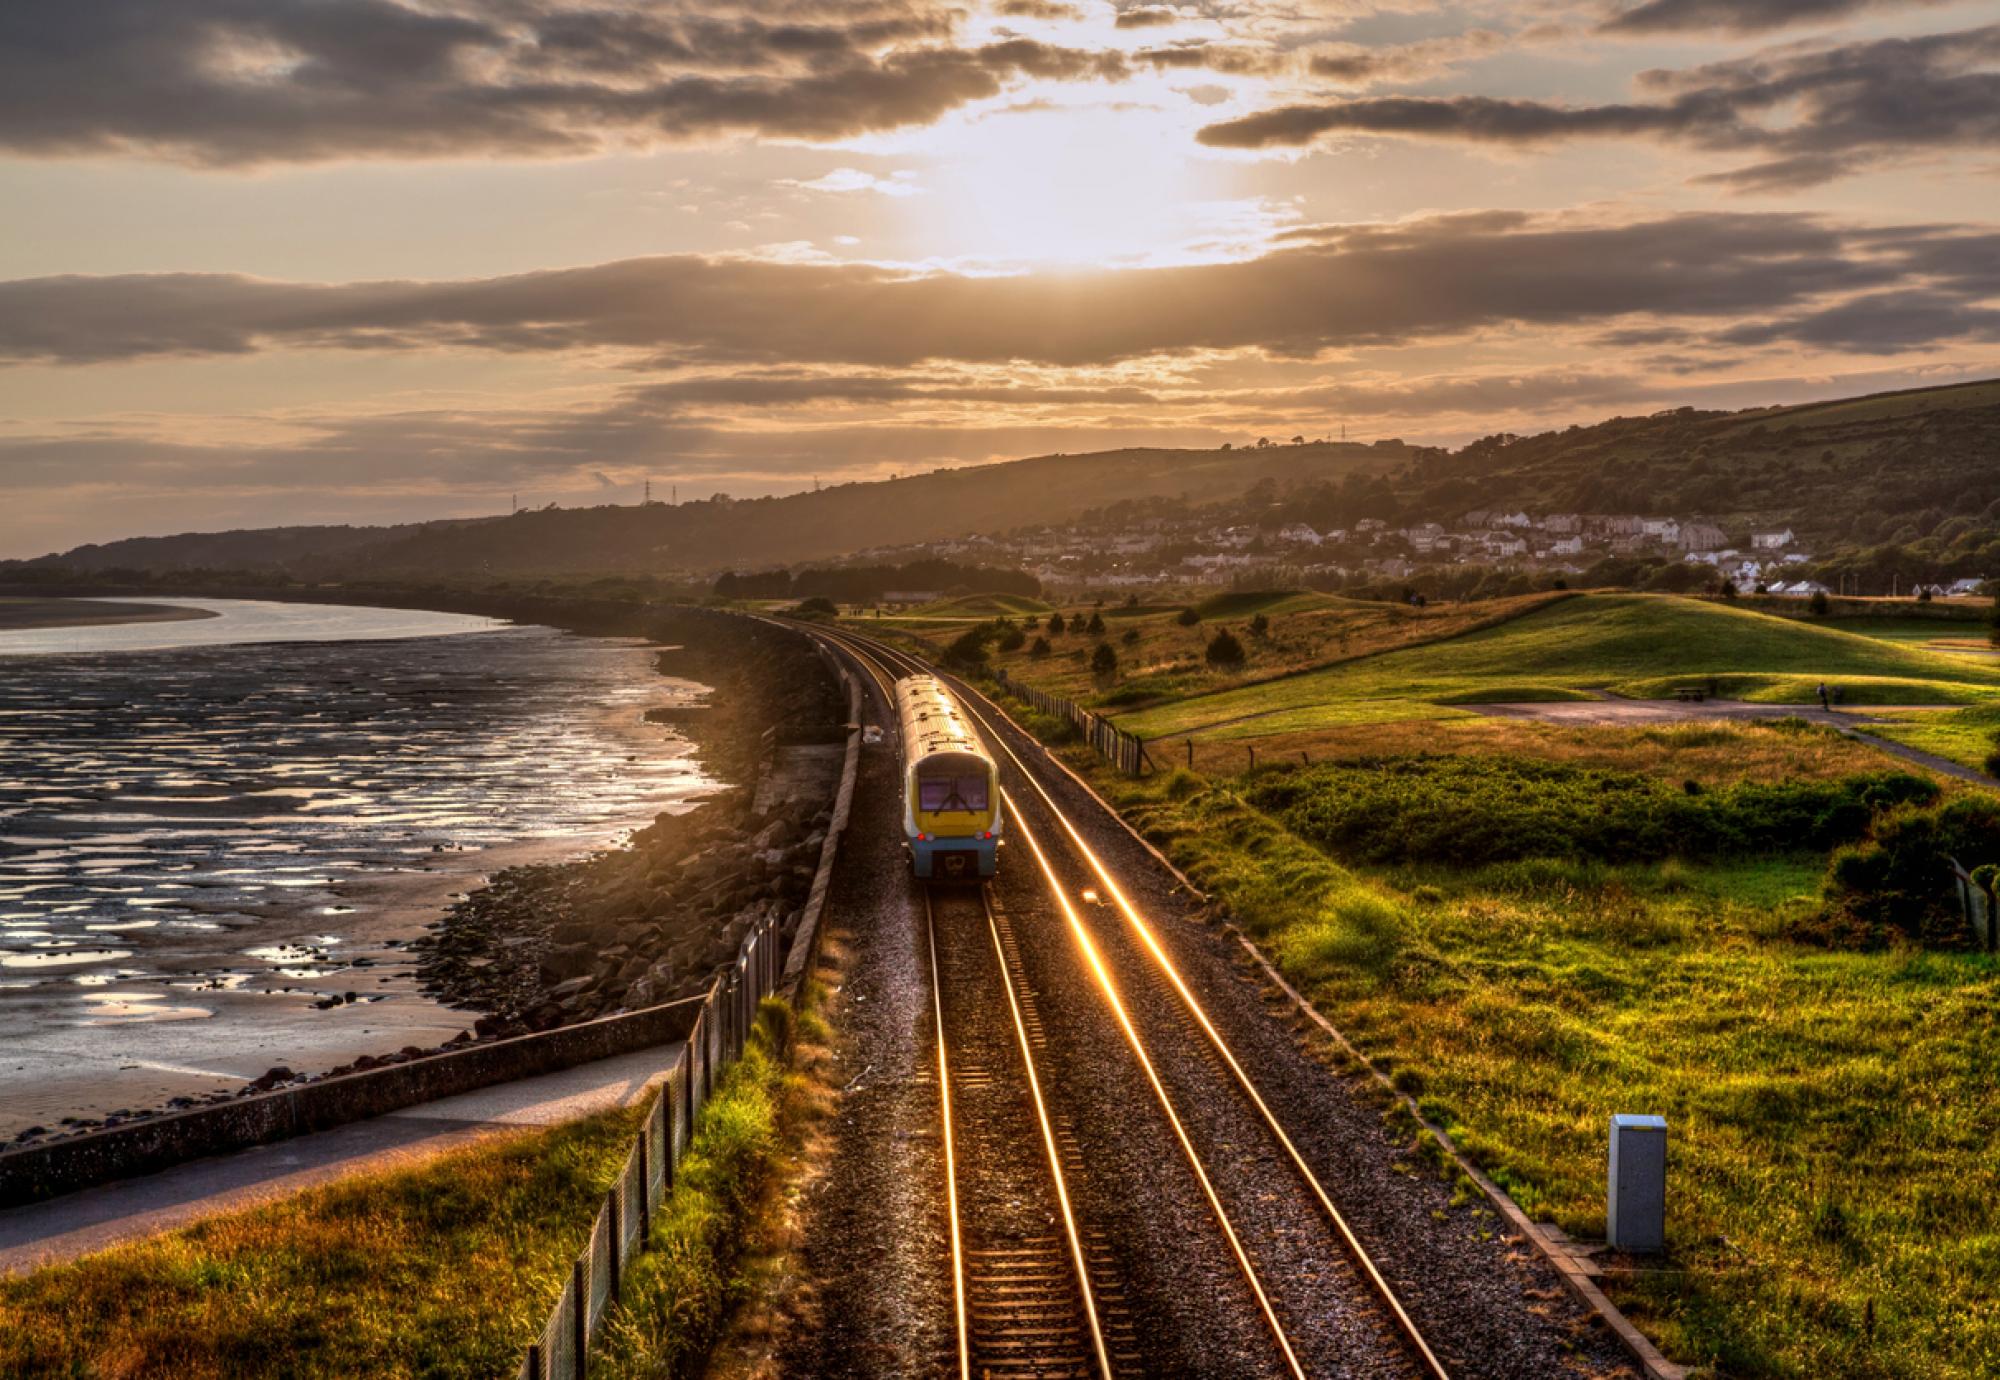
0, 1108, 644, 1378
971, 587, 2000, 1376
864, 588, 1572, 709
1107, 594, 2000, 741
1095, 765, 2000, 1379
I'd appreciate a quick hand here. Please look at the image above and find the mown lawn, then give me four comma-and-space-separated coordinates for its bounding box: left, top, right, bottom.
1103, 767, 2000, 1379
0, 1108, 644, 1378
1112, 594, 2000, 740
1865, 703, 2000, 772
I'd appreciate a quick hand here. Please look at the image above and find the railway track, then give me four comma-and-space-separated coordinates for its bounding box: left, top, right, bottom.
819, 622, 1448, 1379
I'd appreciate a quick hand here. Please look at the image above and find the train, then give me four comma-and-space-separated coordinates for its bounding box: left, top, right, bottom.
897, 675, 1002, 881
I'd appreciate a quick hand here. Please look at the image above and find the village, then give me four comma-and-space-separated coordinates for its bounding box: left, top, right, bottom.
848, 505, 1993, 600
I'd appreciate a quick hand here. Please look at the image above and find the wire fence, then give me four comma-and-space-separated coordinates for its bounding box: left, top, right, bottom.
991, 667, 1153, 776
517, 908, 784, 1380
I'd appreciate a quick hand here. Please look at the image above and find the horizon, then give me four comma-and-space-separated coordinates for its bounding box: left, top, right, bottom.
4, 0, 1999, 556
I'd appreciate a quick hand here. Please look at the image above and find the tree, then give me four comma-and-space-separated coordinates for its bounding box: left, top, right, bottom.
944, 626, 991, 669
1918, 584, 1934, 603
1249, 612, 1271, 638
1047, 611, 1067, 635
1719, 579, 1738, 599
1205, 628, 1246, 667
1091, 643, 1118, 679
997, 623, 1026, 653
1810, 589, 1831, 616
1290, 435, 1305, 445
1029, 636, 1052, 659
1175, 606, 1201, 627
1121, 627, 1140, 645
1085, 611, 1105, 636
795, 595, 837, 617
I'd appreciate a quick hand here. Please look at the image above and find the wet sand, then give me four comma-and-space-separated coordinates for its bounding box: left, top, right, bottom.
0, 598, 219, 631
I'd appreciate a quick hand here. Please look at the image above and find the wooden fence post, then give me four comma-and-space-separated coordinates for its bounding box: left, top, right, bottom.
1247, 744, 1256, 771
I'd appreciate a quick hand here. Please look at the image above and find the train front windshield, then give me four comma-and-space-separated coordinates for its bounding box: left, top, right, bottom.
917, 774, 989, 814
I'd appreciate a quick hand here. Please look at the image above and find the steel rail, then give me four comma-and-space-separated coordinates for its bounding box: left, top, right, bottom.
817, 621, 1452, 1379
832, 630, 1108, 1380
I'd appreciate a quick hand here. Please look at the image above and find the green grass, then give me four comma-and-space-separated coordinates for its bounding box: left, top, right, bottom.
0, 1106, 646, 1378
594, 997, 804, 1380
1866, 704, 2000, 771
1114, 594, 2000, 740
1102, 769, 2000, 1379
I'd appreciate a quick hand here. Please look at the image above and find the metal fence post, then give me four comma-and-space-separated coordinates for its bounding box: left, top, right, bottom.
571, 1258, 587, 1376
607, 1187, 622, 1303
638, 1132, 651, 1240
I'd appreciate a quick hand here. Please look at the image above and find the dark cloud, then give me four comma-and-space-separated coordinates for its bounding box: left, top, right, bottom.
1603, 0, 1946, 35
1114, 7, 1181, 28
0, 211, 1962, 369
1306, 30, 1509, 87
0, 0, 1127, 164
995, 0, 1083, 16
1202, 23, 2000, 188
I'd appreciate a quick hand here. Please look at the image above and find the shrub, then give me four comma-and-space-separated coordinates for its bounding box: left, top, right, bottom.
1091, 643, 1118, 679
996, 624, 1026, 653
1047, 612, 1066, 635
1086, 612, 1106, 636
1175, 607, 1201, 627
1809, 589, 1831, 615
943, 626, 992, 669
1205, 628, 1246, 667
1028, 636, 1052, 659
1249, 612, 1271, 638
1121, 627, 1140, 645
1245, 755, 1937, 869
1822, 794, 2000, 941
794, 596, 837, 617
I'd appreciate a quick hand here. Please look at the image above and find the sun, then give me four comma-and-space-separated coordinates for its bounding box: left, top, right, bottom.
907, 96, 1233, 270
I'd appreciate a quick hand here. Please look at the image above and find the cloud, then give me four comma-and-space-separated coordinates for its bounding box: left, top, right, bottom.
1306, 30, 1510, 88
0, 210, 1973, 369
781, 166, 922, 194
1114, 7, 1182, 29
1201, 23, 2000, 188
0, 0, 1131, 165
1602, 0, 1948, 35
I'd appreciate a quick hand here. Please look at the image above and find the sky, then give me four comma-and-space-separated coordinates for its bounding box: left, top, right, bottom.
2, 0, 1997, 558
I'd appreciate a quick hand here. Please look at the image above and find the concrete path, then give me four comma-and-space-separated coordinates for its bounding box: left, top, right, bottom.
0, 1042, 682, 1276
1470, 699, 1989, 784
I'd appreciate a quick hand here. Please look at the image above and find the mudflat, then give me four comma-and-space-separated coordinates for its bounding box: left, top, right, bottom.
0, 598, 220, 630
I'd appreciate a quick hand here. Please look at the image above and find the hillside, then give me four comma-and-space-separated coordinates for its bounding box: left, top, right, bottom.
14, 442, 1408, 580
13, 377, 2000, 583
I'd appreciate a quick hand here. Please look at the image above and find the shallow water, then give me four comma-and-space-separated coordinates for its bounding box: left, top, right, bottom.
0, 604, 712, 1127
0, 597, 504, 656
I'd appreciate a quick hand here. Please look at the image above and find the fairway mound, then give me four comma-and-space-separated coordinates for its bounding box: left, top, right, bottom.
914, 592, 1051, 617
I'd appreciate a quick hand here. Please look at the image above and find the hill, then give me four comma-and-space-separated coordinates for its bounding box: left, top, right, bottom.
14, 442, 1408, 581
1112, 593, 2000, 739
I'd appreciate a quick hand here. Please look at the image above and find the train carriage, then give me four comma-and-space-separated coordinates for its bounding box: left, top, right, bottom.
896, 675, 1001, 881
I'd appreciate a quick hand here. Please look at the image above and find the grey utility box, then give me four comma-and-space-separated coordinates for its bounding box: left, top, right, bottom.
1607, 1114, 1667, 1253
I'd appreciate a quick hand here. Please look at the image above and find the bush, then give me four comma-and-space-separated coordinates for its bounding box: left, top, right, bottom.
1175, 607, 1201, 627
997, 624, 1026, 653
794, 595, 837, 617
944, 626, 992, 668
1821, 794, 2000, 941
1085, 612, 1106, 636
1809, 589, 1831, 615
1245, 755, 1938, 869
1205, 628, 1246, 667
1249, 612, 1271, 638
1091, 643, 1117, 679
1047, 612, 1066, 635
1121, 627, 1140, 645
1028, 636, 1052, 660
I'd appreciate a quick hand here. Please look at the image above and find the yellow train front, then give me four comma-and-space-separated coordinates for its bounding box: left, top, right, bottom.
896, 675, 1001, 882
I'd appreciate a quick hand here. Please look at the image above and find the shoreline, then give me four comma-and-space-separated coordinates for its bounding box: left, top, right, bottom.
0, 597, 220, 632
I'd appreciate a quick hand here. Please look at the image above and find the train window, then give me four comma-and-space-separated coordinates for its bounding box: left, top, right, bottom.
918, 775, 989, 812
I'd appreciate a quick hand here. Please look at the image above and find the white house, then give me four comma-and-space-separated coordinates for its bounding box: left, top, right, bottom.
1751, 529, 1795, 550
1549, 536, 1584, 556
1946, 577, 1989, 597
1277, 523, 1323, 546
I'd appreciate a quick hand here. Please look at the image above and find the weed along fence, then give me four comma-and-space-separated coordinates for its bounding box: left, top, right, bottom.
992, 667, 1153, 775
519, 895, 780, 1379
519, 652, 862, 1380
